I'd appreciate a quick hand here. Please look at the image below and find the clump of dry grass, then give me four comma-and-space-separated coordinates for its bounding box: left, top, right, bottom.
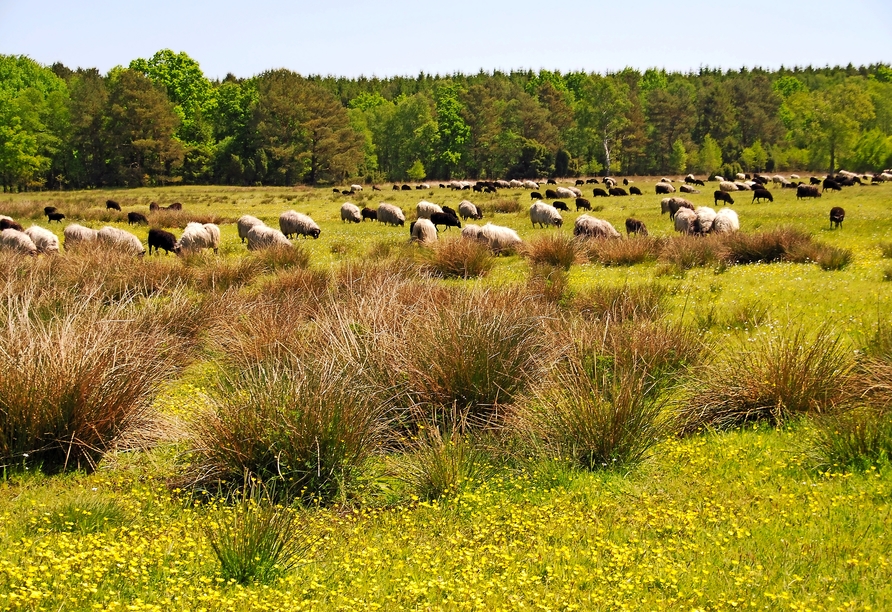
479, 198, 520, 214
523, 233, 581, 270
572, 283, 668, 323
581, 236, 663, 266
420, 237, 494, 279
659, 235, 727, 270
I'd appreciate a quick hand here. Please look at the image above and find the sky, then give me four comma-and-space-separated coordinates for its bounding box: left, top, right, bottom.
1, 0, 891, 80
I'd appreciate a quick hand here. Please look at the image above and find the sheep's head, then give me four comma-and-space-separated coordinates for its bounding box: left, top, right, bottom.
311, 229, 321, 239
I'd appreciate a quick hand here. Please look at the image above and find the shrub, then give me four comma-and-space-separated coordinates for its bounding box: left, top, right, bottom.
659, 235, 726, 270
806, 406, 892, 471
679, 324, 856, 433
420, 237, 494, 279
572, 283, 668, 323
480, 198, 520, 214
523, 233, 580, 270
878, 242, 892, 259
813, 245, 853, 271
581, 236, 662, 266
724, 227, 812, 264
526, 264, 569, 305
252, 243, 311, 272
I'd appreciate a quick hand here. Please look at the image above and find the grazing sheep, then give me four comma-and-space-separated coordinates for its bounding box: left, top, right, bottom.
247, 224, 292, 250
608, 187, 628, 197
401, 185, 412, 191
523, 180, 539, 189
656, 183, 676, 194
461, 224, 482, 241
176, 222, 221, 254
719, 181, 738, 193
237, 215, 264, 243
165, 202, 183, 211
530, 201, 563, 228
377, 203, 405, 226
751, 188, 774, 203
629, 186, 643, 195
340, 202, 362, 223
458, 200, 482, 220
545, 189, 559, 199
494, 180, 509, 189
430, 211, 462, 231
714, 191, 735, 206
603, 177, 617, 188
809, 177, 822, 185
790, 174, 800, 179
150, 202, 160, 211
372, 185, 381, 191
684, 174, 697, 184
574, 215, 620, 239
280, 210, 321, 239
106, 200, 121, 211
47, 212, 65, 223
148, 228, 179, 255
552, 201, 570, 212
829, 207, 845, 229
713, 175, 725, 182
734, 182, 751, 191
575, 198, 591, 212
0, 217, 24, 232
575, 179, 585, 186
822, 178, 842, 192
546, 179, 557, 185
128, 211, 148, 225
680, 184, 700, 194
625, 218, 647, 236
0, 229, 38, 255
736, 173, 746, 180
416, 201, 443, 219
97, 226, 145, 256
588, 178, 600, 184
350, 184, 363, 192
796, 185, 822, 199
530, 191, 543, 200
410, 218, 438, 244
695, 207, 717, 234
43, 206, 57, 216
510, 179, 524, 188
63, 224, 98, 251
772, 175, 787, 185
674, 208, 699, 235
393, 184, 400, 190
362, 207, 378, 222
712, 209, 740, 234
660, 177, 672, 183
479, 223, 522, 254
24, 226, 59, 254
592, 188, 609, 198
661, 197, 696, 220
441, 206, 460, 220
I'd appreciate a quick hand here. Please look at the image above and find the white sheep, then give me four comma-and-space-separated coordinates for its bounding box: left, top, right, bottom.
237, 215, 264, 243
340, 203, 362, 223
461, 224, 482, 241
555, 186, 576, 199
530, 201, 563, 228
0, 228, 38, 255
479, 223, 522, 254
416, 201, 443, 219
495, 180, 510, 189
714, 175, 725, 182
660, 177, 672, 183
736, 173, 746, 180
522, 180, 539, 189
509, 179, 523, 188
734, 182, 752, 191
695, 207, 717, 234
280, 210, 321, 239
458, 200, 482, 220
790, 174, 800, 179
712, 209, 740, 234
247, 224, 292, 250
680, 184, 700, 194
176, 222, 220, 254
573, 215, 620, 239
719, 181, 739, 193
63, 224, 98, 251
410, 218, 437, 244
350, 184, 363, 192
419, 183, 431, 189
674, 208, 698, 234
24, 225, 60, 254
377, 203, 405, 226
97, 227, 145, 256
772, 175, 787, 185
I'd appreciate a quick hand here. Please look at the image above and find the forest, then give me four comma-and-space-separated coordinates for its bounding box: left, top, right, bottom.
1, 50, 891, 191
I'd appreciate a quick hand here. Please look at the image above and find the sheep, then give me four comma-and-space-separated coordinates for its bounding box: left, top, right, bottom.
47, 212, 65, 223
569, 186, 582, 197
660, 177, 672, 183
772, 175, 787, 185
530, 191, 543, 200
829, 207, 845, 229
377, 203, 405, 226
592, 188, 609, 198
0, 217, 24, 232
575, 198, 591, 212
458, 200, 482, 220
680, 184, 700, 194
165, 202, 183, 211
148, 228, 179, 255
603, 177, 617, 188
714, 191, 735, 206
736, 173, 746, 180
128, 212, 148, 225
175, 222, 221, 254
810, 177, 822, 185
734, 182, 751, 191
43, 206, 57, 216
247, 224, 292, 250
796, 185, 822, 199
0, 229, 38, 255
430, 212, 462, 231
393, 184, 400, 190
24, 225, 60, 254
350, 184, 363, 192
656, 183, 676, 194
401, 185, 412, 191
545, 189, 559, 199
546, 179, 557, 185
523, 180, 539, 189
713, 175, 725, 182
106, 200, 121, 211
479, 223, 522, 254
608, 187, 628, 196
712, 209, 739, 234
661, 197, 696, 220
461, 224, 482, 241
552, 201, 570, 212
237, 215, 264, 243
719, 181, 738, 192
588, 178, 600, 184
574, 215, 620, 239
416, 201, 443, 219
441, 206, 459, 220
63, 224, 98, 251
494, 180, 510, 189
625, 218, 647, 236
509, 179, 524, 188
530, 201, 563, 228
340, 202, 362, 224
362, 207, 378, 222
684, 174, 697, 184
372, 185, 381, 191
280, 210, 321, 239
790, 174, 800, 179
97, 226, 145, 256
629, 186, 643, 195
410, 218, 438, 244
695, 207, 717, 234
149, 202, 160, 211
674, 208, 699, 235
752, 188, 774, 203
822, 178, 842, 192
575, 179, 585, 186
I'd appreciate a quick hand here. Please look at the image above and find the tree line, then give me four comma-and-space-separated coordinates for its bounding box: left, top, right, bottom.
1, 50, 891, 191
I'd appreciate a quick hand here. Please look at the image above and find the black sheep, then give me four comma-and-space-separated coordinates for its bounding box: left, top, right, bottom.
530, 191, 543, 200
575, 179, 585, 186
586, 178, 599, 184
552, 201, 569, 211
546, 179, 557, 185
47, 212, 66, 223
655, 184, 673, 195
829, 207, 845, 229
442, 206, 459, 219
545, 189, 559, 199
362, 208, 378, 222
393, 184, 400, 190
714, 191, 735, 206
752, 189, 774, 203
810, 177, 822, 185
592, 188, 609, 198
625, 218, 648, 236
128, 212, 148, 225
0, 218, 24, 231
148, 228, 179, 255
373, 185, 382, 191
822, 179, 841, 192
165, 202, 183, 211
401, 184, 412, 191
430, 212, 461, 231
44, 206, 57, 216
106, 200, 121, 211
575, 198, 591, 211
623, 178, 629, 185
797, 185, 822, 199
609, 187, 628, 197
149, 202, 160, 211
629, 186, 642, 196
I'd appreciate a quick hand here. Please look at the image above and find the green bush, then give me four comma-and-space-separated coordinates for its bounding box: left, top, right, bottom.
807, 406, 892, 471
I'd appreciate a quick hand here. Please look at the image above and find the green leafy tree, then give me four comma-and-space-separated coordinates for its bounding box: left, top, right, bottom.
668, 138, 687, 173
406, 159, 426, 180
432, 81, 470, 179
572, 75, 630, 175
740, 139, 767, 172
697, 134, 723, 176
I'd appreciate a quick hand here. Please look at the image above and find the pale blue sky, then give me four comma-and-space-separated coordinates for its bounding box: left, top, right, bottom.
1, 0, 890, 79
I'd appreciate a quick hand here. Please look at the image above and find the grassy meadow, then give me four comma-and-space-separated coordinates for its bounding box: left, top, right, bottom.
1, 177, 891, 611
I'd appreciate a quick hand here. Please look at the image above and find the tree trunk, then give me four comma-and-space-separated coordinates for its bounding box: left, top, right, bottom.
603, 139, 611, 176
